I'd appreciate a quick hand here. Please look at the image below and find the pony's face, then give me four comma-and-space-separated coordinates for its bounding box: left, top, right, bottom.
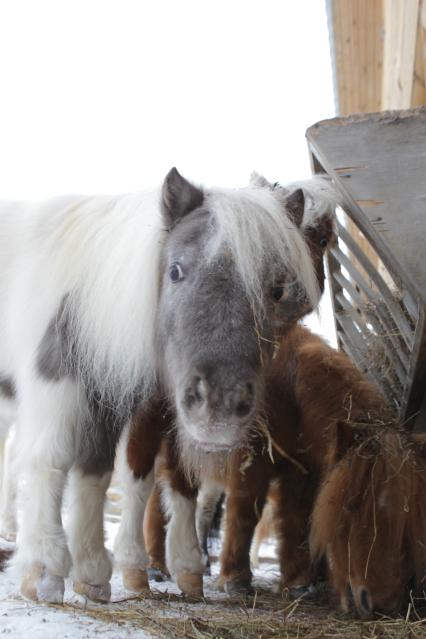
336, 521, 409, 618
156, 168, 329, 451
315, 427, 414, 618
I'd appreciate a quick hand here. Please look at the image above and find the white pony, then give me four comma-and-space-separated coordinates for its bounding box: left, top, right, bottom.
0, 168, 334, 604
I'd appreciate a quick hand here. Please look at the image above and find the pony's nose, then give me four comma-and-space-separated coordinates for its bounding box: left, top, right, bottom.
183, 377, 256, 420
229, 381, 256, 419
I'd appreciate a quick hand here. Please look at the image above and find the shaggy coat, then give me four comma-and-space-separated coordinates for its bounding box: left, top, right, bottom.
121, 322, 400, 604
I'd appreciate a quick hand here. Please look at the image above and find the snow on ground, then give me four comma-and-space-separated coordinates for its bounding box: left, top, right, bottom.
0, 499, 282, 639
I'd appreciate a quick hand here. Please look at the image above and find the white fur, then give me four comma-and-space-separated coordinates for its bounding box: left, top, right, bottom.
0, 176, 335, 406
0, 173, 336, 592
66, 468, 112, 585
113, 429, 154, 570
0, 424, 18, 540
162, 484, 204, 578
10, 374, 85, 580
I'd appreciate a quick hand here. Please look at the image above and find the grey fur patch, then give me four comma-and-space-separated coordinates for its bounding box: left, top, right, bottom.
76, 393, 128, 476
0, 376, 15, 399
37, 297, 75, 381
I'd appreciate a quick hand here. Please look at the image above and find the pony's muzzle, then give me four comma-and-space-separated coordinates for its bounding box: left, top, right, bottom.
184, 376, 256, 421
180, 375, 257, 448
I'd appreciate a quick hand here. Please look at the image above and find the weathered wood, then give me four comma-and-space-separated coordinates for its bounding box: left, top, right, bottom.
307, 108, 426, 429
382, 0, 420, 109
412, 0, 426, 106
329, 0, 384, 115
308, 108, 426, 301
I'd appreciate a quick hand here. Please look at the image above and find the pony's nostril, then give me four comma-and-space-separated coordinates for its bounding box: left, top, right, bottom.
246, 382, 255, 397
235, 399, 252, 418
234, 382, 255, 418
184, 377, 209, 411
358, 587, 373, 618
195, 377, 209, 402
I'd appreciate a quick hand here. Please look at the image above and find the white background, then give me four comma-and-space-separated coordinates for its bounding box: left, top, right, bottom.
0, 0, 336, 340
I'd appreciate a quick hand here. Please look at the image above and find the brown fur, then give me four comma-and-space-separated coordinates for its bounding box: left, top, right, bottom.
143, 483, 168, 575
215, 324, 393, 591
127, 324, 395, 597
310, 427, 426, 617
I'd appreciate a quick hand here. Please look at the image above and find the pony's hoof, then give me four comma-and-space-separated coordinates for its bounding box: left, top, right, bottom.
73, 580, 111, 603
21, 563, 64, 603
287, 584, 317, 600
122, 567, 150, 592
148, 566, 168, 582
224, 578, 253, 596
176, 572, 203, 598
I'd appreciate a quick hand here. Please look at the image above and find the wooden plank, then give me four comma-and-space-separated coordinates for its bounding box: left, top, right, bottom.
382, 0, 420, 109
307, 108, 426, 303
330, 0, 384, 115
412, 0, 426, 105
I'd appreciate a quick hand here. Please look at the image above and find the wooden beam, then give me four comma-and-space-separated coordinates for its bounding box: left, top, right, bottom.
382, 0, 420, 109
412, 0, 426, 105
330, 0, 384, 115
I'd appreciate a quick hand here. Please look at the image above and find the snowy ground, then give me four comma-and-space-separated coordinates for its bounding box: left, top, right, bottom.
0, 491, 282, 639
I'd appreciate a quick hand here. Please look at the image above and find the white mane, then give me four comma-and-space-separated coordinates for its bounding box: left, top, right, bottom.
45, 190, 166, 408
204, 178, 336, 314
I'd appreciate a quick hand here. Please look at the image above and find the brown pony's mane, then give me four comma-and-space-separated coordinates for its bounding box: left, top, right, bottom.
310, 424, 426, 617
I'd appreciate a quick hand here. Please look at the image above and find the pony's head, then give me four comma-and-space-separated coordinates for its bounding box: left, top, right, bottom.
311, 423, 426, 617
156, 168, 335, 452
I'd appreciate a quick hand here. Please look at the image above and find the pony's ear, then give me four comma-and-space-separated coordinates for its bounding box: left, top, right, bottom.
285, 188, 305, 228
249, 172, 274, 189
161, 167, 204, 229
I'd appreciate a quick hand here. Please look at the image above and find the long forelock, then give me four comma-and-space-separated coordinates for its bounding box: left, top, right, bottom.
203, 187, 321, 315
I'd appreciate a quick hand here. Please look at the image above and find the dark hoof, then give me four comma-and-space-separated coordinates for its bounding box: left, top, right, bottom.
148, 567, 168, 582
288, 584, 318, 600
224, 579, 253, 596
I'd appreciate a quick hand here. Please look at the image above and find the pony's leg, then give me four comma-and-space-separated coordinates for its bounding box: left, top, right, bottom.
67, 468, 113, 602
113, 434, 154, 593
274, 468, 317, 594
13, 376, 80, 603
162, 482, 204, 597
219, 454, 271, 595
0, 393, 17, 540
143, 483, 168, 581
67, 399, 127, 603
250, 500, 275, 570
114, 408, 164, 593
0, 425, 18, 541
196, 480, 223, 574
158, 440, 204, 597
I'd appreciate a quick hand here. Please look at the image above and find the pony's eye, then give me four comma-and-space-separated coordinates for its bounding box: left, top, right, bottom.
271, 286, 284, 302
169, 263, 184, 282
319, 236, 329, 248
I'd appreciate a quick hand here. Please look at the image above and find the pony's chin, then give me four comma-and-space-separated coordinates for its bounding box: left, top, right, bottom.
192, 440, 235, 453
179, 423, 241, 453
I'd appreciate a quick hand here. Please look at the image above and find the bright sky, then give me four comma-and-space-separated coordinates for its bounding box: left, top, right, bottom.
0, 0, 336, 341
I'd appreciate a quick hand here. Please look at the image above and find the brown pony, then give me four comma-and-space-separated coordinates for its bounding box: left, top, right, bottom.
116, 321, 398, 601
216, 324, 395, 595
310, 425, 426, 617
